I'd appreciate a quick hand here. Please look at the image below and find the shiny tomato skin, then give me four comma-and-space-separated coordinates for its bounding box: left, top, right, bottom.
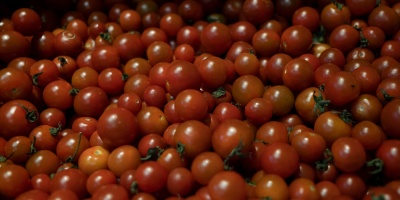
97, 107, 139, 150
376, 140, 400, 180
261, 142, 300, 178
135, 161, 169, 193
324, 71, 361, 108
207, 170, 247, 200
78, 145, 110, 175
380, 99, 400, 139
73, 86, 109, 118
0, 67, 33, 102
0, 164, 31, 199
314, 111, 352, 146
331, 137, 367, 173
50, 168, 88, 199
200, 22, 232, 56
0, 99, 39, 139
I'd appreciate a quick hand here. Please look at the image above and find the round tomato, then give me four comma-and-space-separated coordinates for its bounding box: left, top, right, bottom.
78, 145, 110, 175
314, 111, 353, 146
135, 161, 168, 193
331, 137, 367, 173
207, 170, 247, 200
260, 142, 299, 178
380, 99, 400, 139
0, 164, 31, 199
324, 71, 361, 108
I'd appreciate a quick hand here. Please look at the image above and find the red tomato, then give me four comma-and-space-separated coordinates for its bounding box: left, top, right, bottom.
380, 99, 400, 139
207, 171, 247, 200
50, 168, 88, 199
97, 107, 139, 150
135, 161, 168, 193
331, 137, 367, 173
261, 142, 300, 178
0, 164, 31, 199
0, 67, 33, 102
376, 140, 400, 180
324, 71, 361, 108
78, 145, 110, 175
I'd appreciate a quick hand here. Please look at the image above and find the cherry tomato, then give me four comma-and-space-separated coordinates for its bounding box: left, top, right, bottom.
207, 170, 247, 200
135, 161, 168, 193
0, 164, 31, 199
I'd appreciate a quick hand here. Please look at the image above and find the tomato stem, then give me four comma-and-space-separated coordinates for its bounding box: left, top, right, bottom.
380, 88, 393, 104
28, 136, 38, 155
49, 122, 63, 136
333, 109, 354, 125
65, 132, 83, 163
223, 139, 246, 170
68, 88, 80, 96
130, 181, 139, 194
99, 32, 112, 43
332, 0, 343, 10
122, 73, 129, 81
313, 90, 330, 116
176, 142, 186, 158
58, 56, 68, 67
31, 72, 43, 86
141, 147, 164, 161
19, 104, 38, 123
212, 87, 226, 98
366, 158, 384, 175
315, 148, 333, 171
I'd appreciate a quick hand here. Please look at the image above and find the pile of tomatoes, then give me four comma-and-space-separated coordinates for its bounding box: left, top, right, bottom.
1, 0, 400, 199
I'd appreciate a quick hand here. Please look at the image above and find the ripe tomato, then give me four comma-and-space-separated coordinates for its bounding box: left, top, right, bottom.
0, 164, 31, 199
174, 89, 208, 121
167, 167, 195, 197
165, 60, 202, 98
244, 97, 273, 126
263, 85, 295, 117
43, 79, 75, 111
0, 30, 31, 63
335, 173, 367, 200
135, 161, 168, 193
0, 99, 39, 139
351, 121, 385, 151
78, 145, 110, 175
0, 67, 33, 102
376, 140, 400, 180
281, 25, 313, 57
73, 86, 109, 118
51, 168, 88, 199
107, 145, 141, 177
157, 147, 188, 172
191, 151, 224, 185
97, 107, 139, 150
174, 120, 212, 159
254, 173, 289, 199
86, 169, 117, 195
256, 121, 289, 144
324, 71, 361, 108
200, 22, 232, 56
315, 180, 341, 200
251, 29, 280, 57
26, 150, 61, 177
56, 132, 90, 163
212, 119, 254, 160
329, 24, 360, 54
314, 111, 352, 146
295, 87, 329, 124
380, 99, 400, 139
331, 137, 367, 173
289, 178, 319, 200
282, 58, 314, 93
260, 142, 299, 178
207, 170, 247, 200
291, 130, 327, 163
232, 75, 264, 106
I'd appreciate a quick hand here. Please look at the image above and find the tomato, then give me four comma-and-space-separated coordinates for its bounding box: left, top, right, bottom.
207, 170, 246, 200
289, 178, 319, 200
165, 60, 202, 98
262, 53, 292, 85
118, 9, 141, 32
244, 97, 273, 126
212, 119, 254, 160
335, 173, 367, 200
43, 79, 74, 111
166, 167, 194, 197
197, 56, 227, 89
174, 120, 212, 159
174, 89, 208, 121
251, 29, 280, 57
281, 25, 313, 57
232, 75, 264, 106
242, 0, 274, 25
263, 85, 295, 117
71, 117, 97, 140
329, 24, 361, 54
254, 173, 289, 199
376, 140, 400, 180
138, 133, 167, 158
78, 145, 109, 175
320, 2, 351, 32
291, 130, 327, 163
212, 102, 242, 122
56, 132, 90, 163
315, 180, 341, 200
282, 58, 314, 93
135, 161, 168, 193
0, 67, 33, 102
351, 121, 385, 151
256, 121, 288, 144
200, 22, 232, 56
2, 28, 30, 62
363, 186, 400, 200
377, 78, 400, 104
260, 142, 299, 178
350, 94, 382, 123
331, 137, 367, 173
73, 86, 109, 118
51, 168, 88, 199
190, 151, 224, 186
293, 162, 317, 181
31, 173, 51, 193
292, 6, 320, 32
157, 147, 188, 172
380, 99, 400, 139
368, 5, 400, 36
0, 164, 31, 199
92, 184, 129, 200
136, 106, 169, 136
324, 71, 361, 108
30, 59, 61, 88
54, 30, 83, 58
97, 107, 139, 150
314, 111, 352, 146
91, 45, 120, 72
26, 150, 61, 177
107, 145, 141, 177
295, 87, 329, 124
0, 99, 39, 139
48, 189, 79, 200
